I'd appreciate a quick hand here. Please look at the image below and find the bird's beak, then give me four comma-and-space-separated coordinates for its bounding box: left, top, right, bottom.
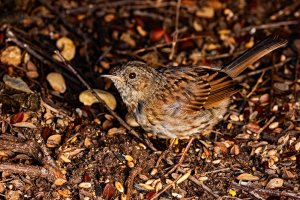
101, 74, 124, 82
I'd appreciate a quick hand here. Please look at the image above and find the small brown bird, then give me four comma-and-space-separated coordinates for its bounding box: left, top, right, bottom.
102, 36, 287, 139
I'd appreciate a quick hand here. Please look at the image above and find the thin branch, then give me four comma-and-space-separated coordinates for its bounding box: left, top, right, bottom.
169, 0, 181, 60
0, 164, 56, 182
178, 168, 220, 199
133, 35, 206, 54
126, 167, 141, 200
150, 175, 182, 200
240, 20, 299, 33
246, 70, 265, 98
235, 59, 291, 81
231, 182, 300, 199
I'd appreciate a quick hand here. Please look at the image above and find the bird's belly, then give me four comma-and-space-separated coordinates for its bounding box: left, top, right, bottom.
134, 107, 226, 138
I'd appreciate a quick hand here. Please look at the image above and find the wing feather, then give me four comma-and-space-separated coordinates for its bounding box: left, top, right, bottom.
158, 66, 239, 113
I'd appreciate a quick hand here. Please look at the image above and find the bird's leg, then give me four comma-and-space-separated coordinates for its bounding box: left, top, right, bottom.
155, 138, 176, 168
166, 137, 195, 175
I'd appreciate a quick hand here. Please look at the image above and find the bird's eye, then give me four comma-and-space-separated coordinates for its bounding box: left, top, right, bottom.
129, 72, 136, 79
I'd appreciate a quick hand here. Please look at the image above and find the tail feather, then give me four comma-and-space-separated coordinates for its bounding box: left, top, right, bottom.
222, 35, 288, 78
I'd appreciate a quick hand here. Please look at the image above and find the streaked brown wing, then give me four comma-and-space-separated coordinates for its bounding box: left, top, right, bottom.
159, 66, 239, 112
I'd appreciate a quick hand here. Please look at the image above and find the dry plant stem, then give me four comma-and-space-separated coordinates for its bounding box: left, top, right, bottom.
151, 169, 220, 200
133, 10, 166, 21
204, 167, 231, 175
235, 59, 291, 81
0, 139, 41, 160
34, 129, 60, 170
150, 175, 182, 200
249, 191, 264, 199
126, 167, 141, 200
66, 1, 188, 15
0, 164, 56, 182
240, 20, 299, 33
155, 138, 176, 168
6, 28, 82, 87
94, 46, 112, 66
6, 30, 50, 66
178, 168, 220, 199
169, 0, 181, 60
38, 0, 86, 40
41, 99, 74, 121
257, 116, 276, 136
246, 70, 265, 98
294, 56, 299, 101
166, 137, 195, 175
54, 51, 157, 152
232, 182, 300, 199
133, 35, 206, 54
270, 1, 300, 20
220, 196, 246, 200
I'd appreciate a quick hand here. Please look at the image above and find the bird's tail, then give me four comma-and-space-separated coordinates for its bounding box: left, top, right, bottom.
222, 35, 288, 78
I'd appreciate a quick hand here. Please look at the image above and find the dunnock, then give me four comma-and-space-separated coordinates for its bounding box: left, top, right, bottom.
102, 36, 287, 139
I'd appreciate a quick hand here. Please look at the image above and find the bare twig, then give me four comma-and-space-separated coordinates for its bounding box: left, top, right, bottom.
169, 0, 181, 60
126, 167, 141, 200
270, 1, 300, 20
246, 70, 266, 98
150, 175, 182, 200
240, 20, 299, 33
155, 138, 176, 168
34, 128, 61, 170
165, 137, 194, 175
6, 28, 82, 87
231, 182, 300, 199
38, 0, 86, 40
235, 59, 291, 81
65, 1, 192, 15
0, 164, 56, 182
41, 99, 74, 121
94, 46, 112, 66
178, 169, 220, 199
294, 56, 299, 102
204, 167, 231, 175
0, 138, 41, 160
257, 116, 276, 136
134, 35, 206, 54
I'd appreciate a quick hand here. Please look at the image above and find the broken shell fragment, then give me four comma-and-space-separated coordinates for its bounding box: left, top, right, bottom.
79, 182, 92, 189
127, 161, 135, 168
137, 183, 154, 191
176, 170, 191, 184
46, 72, 66, 93
46, 134, 62, 148
125, 113, 140, 127
79, 89, 117, 110
266, 178, 283, 189
155, 181, 162, 192
115, 181, 124, 193
150, 168, 158, 176
236, 173, 259, 181
295, 142, 300, 151
230, 114, 239, 122
124, 155, 134, 162
269, 122, 279, 130
54, 37, 76, 61
0, 46, 22, 66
